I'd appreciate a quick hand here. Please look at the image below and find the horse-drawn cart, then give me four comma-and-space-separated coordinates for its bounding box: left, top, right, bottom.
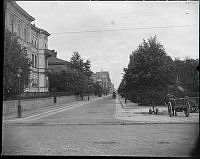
164, 95, 199, 117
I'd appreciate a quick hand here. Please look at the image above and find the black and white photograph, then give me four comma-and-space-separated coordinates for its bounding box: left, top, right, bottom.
2, 0, 199, 157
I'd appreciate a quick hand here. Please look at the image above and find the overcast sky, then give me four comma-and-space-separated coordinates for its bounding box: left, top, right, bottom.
17, 1, 199, 89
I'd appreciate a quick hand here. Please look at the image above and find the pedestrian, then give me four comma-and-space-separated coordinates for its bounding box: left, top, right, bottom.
80, 94, 83, 101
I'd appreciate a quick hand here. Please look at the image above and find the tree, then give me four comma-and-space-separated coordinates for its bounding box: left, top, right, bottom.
70, 52, 84, 72
69, 52, 93, 96
119, 36, 175, 105
48, 69, 78, 93
172, 58, 199, 97
93, 81, 103, 96
3, 29, 31, 99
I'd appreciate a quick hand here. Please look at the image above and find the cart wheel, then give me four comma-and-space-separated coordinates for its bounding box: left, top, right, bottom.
168, 102, 172, 117
155, 108, 159, 114
184, 102, 190, 117
149, 109, 152, 114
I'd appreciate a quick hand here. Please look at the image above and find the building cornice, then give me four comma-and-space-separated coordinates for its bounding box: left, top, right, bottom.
31, 24, 40, 32
11, 1, 35, 21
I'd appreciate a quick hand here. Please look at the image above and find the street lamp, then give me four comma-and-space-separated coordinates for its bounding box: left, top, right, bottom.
47, 68, 57, 103
17, 66, 23, 118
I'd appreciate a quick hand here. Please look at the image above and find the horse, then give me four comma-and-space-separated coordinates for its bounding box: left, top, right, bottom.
164, 94, 177, 117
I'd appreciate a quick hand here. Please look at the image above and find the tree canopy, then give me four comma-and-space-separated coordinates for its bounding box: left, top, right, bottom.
118, 36, 199, 105
118, 36, 175, 105
4, 29, 31, 99
48, 51, 94, 96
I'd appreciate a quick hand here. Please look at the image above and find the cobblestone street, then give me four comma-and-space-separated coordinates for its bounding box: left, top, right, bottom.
2, 95, 199, 156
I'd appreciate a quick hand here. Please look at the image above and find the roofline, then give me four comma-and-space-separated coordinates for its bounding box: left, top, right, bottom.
40, 29, 51, 36
48, 57, 67, 64
31, 24, 40, 32
31, 25, 50, 36
48, 62, 66, 65
12, 1, 35, 21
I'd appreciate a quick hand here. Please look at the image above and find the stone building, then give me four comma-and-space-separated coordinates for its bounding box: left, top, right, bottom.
95, 71, 113, 94
47, 50, 76, 73
4, 1, 51, 92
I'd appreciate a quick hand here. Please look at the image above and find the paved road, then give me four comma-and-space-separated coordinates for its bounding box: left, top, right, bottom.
2, 95, 199, 156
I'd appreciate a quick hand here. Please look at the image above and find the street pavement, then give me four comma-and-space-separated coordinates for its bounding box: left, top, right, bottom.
2, 94, 199, 156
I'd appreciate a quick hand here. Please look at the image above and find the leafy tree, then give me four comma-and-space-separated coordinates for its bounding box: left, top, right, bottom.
172, 58, 199, 97
83, 60, 92, 76
118, 36, 175, 105
3, 29, 31, 99
69, 52, 93, 96
93, 81, 103, 96
48, 52, 94, 97
70, 52, 84, 72
48, 70, 78, 93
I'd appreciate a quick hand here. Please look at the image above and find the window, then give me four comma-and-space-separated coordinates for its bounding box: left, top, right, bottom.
32, 36, 38, 48
35, 55, 37, 68
32, 54, 34, 67
24, 28, 27, 41
17, 24, 21, 37
11, 19, 14, 33
35, 40, 38, 47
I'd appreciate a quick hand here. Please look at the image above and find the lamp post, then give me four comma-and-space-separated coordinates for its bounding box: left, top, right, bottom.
17, 66, 23, 118
87, 78, 90, 101
47, 68, 57, 103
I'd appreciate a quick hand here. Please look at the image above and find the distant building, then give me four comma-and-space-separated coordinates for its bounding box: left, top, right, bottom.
47, 50, 77, 73
95, 71, 113, 94
4, 1, 51, 92
91, 73, 97, 83
110, 83, 115, 93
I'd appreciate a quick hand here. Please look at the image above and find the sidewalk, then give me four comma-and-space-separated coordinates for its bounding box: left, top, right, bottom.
3, 95, 107, 121
115, 96, 199, 124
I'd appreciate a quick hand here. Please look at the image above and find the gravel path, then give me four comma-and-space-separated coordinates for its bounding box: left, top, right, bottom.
115, 97, 199, 124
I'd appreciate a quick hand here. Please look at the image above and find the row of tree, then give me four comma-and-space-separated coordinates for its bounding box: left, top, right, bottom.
118, 36, 199, 105
48, 52, 96, 96
47, 52, 105, 97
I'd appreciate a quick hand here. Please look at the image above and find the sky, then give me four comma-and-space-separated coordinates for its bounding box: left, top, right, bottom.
16, 1, 199, 89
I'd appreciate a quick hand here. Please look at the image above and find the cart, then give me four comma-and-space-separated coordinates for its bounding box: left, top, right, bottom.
112, 92, 116, 99
167, 96, 199, 117
187, 97, 199, 113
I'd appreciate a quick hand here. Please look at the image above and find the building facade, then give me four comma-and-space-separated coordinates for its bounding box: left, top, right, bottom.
4, 1, 51, 92
95, 71, 113, 94
47, 49, 76, 73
